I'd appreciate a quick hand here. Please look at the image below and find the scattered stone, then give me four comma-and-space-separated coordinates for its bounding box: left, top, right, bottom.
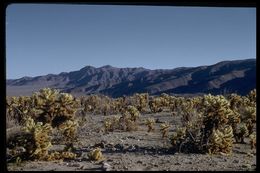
137, 160, 143, 164
233, 160, 239, 163
68, 163, 81, 167
242, 164, 251, 169
246, 152, 254, 157
114, 144, 124, 151
102, 162, 112, 171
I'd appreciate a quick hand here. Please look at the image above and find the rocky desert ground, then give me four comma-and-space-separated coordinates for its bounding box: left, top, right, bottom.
7, 111, 256, 171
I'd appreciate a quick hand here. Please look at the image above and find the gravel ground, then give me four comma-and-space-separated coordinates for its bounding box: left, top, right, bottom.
7, 112, 256, 171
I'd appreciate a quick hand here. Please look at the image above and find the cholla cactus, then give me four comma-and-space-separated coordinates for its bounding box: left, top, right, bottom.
88, 148, 104, 161
23, 117, 53, 160
103, 115, 120, 132
47, 151, 77, 161
149, 97, 163, 113
170, 127, 187, 146
6, 96, 36, 125
145, 118, 155, 132
7, 117, 53, 162
247, 89, 256, 103
126, 105, 140, 122
132, 93, 149, 112
160, 122, 171, 138
228, 94, 244, 110
58, 120, 78, 142
249, 133, 256, 150
31, 88, 79, 127
208, 125, 234, 155
234, 123, 249, 143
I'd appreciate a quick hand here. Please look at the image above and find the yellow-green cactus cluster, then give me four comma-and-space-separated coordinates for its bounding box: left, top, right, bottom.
160, 93, 171, 108
227, 93, 244, 110
22, 117, 53, 160
32, 88, 79, 127
169, 97, 186, 114
126, 105, 140, 122
103, 115, 120, 132
145, 118, 156, 132
208, 126, 234, 155
80, 95, 101, 113
57, 120, 78, 142
107, 97, 126, 114
6, 96, 35, 125
133, 93, 149, 112
7, 117, 53, 162
160, 122, 171, 138
169, 94, 238, 154
202, 94, 235, 129
247, 89, 256, 104
7, 88, 80, 163
88, 148, 104, 161
149, 97, 164, 113
233, 123, 249, 143
170, 127, 187, 146
47, 151, 77, 161
103, 106, 140, 133
249, 133, 256, 150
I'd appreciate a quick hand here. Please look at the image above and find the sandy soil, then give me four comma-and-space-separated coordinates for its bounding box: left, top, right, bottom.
7, 112, 256, 171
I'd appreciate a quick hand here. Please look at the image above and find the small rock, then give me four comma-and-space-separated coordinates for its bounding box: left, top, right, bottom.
246, 152, 254, 157
242, 164, 251, 169
137, 160, 143, 164
68, 163, 81, 167
127, 145, 136, 151
102, 162, 112, 171
114, 144, 124, 151
233, 159, 239, 163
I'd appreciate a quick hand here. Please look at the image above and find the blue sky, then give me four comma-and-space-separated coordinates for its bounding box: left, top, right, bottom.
6, 4, 256, 79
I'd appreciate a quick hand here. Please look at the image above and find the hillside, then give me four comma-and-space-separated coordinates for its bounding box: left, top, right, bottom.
6, 59, 256, 97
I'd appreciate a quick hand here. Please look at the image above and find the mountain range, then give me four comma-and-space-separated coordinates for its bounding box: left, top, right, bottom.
6, 59, 256, 97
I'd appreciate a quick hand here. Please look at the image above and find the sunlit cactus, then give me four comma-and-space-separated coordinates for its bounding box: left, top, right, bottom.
133, 93, 149, 112
208, 125, 234, 155
145, 118, 156, 132
103, 115, 120, 132
170, 127, 187, 146
160, 122, 171, 138
249, 133, 256, 150
247, 89, 256, 103
7, 117, 53, 162
126, 105, 140, 122
88, 148, 104, 161
233, 123, 249, 143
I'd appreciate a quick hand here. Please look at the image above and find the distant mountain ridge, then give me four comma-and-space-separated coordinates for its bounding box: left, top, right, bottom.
6, 59, 256, 97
